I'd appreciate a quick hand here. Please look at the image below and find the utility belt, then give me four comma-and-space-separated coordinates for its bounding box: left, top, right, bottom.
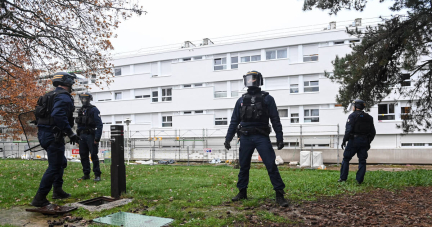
236, 125, 271, 137
78, 128, 95, 135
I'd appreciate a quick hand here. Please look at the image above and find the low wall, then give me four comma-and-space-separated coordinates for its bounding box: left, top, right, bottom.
275, 148, 432, 164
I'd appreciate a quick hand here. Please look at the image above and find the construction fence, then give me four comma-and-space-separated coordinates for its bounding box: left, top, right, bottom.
1, 124, 341, 164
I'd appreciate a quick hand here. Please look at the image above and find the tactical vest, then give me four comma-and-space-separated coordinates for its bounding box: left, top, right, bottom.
240, 92, 269, 123
35, 90, 73, 126
75, 105, 96, 128
353, 111, 373, 135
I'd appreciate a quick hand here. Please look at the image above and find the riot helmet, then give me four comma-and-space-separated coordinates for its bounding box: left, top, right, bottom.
352, 99, 365, 110
79, 92, 93, 106
52, 72, 77, 90
243, 70, 263, 88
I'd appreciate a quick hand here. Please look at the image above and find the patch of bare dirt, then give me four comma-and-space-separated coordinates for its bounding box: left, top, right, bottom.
235, 186, 432, 226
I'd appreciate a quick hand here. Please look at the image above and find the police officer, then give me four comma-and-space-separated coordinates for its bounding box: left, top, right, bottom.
338, 100, 376, 184
31, 72, 80, 207
76, 92, 103, 181
224, 70, 289, 207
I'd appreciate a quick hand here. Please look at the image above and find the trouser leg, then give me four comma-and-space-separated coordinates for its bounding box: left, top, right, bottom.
89, 135, 101, 176
255, 135, 285, 190
356, 142, 369, 183
340, 140, 355, 181
236, 136, 255, 190
38, 141, 65, 195
79, 134, 91, 175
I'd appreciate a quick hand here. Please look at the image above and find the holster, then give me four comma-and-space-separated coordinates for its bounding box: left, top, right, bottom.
53, 126, 66, 143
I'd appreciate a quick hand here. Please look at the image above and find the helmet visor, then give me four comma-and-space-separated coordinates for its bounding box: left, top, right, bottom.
244, 74, 260, 87
80, 96, 91, 106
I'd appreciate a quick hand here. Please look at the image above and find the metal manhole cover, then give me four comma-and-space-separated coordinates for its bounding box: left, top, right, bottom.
93, 212, 174, 227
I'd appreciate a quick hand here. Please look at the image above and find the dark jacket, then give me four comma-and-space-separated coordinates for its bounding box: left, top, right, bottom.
77, 106, 103, 142
38, 87, 75, 135
225, 88, 283, 142
343, 110, 376, 143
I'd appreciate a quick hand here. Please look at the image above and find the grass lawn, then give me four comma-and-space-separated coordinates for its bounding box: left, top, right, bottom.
1, 160, 432, 226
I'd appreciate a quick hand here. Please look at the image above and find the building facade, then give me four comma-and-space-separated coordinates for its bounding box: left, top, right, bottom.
84, 20, 431, 157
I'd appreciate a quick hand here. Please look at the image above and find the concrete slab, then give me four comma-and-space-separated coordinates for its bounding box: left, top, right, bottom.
69, 197, 133, 212
0, 206, 55, 227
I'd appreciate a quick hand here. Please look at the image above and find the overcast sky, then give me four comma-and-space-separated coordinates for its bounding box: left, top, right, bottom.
110, 0, 403, 55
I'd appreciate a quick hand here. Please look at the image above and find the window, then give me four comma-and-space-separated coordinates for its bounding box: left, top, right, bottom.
290, 84, 298, 93
350, 40, 360, 43
304, 81, 319, 92
97, 92, 112, 101
91, 74, 96, 83
195, 110, 204, 114
414, 143, 426, 146
266, 77, 288, 90
303, 44, 319, 62
214, 82, 227, 98
114, 92, 122, 100
162, 116, 172, 127
183, 58, 191, 61
160, 60, 171, 76
289, 142, 299, 147
214, 58, 227, 70
401, 74, 411, 86
115, 68, 121, 76
378, 104, 395, 120
231, 56, 238, 69
215, 110, 228, 125
241, 55, 261, 62
401, 107, 412, 120
183, 84, 192, 88
266, 50, 276, 60
230, 80, 242, 97
266, 49, 287, 60
183, 111, 192, 115
304, 109, 319, 122
278, 109, 288, 118
135, 95, 150, 99
162, 88, 172, 101
401, 143, 412, 147
115, 121, 122, 124
215, 117, 228, 125
290, 113, 299, 123
193, 56, 202, 60
194, 83, 203, 87
334, 41, 345, 45
152, 91, 158, 102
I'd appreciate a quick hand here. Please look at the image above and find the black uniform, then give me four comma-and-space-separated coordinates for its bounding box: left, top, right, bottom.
76, 105, 103, 177
226, 87, 285, 190
36, 87, 75, 196
340, 110, 376, 183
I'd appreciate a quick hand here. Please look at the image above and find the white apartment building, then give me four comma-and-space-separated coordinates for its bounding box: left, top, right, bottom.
84, 19, 431, 159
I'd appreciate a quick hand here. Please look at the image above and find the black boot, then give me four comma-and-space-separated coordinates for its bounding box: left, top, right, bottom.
31, 192, 50, 207
275, 190, 289, 207
232, 188, 247, 201
94, 175, 101, 182
52, 187, 71, 199
77, 174, 90, 181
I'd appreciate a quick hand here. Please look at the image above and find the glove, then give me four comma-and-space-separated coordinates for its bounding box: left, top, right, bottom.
68, 133, 81, 145
341, 140, 347, 150
277, 141, 284, 150
224, 140, 231, 150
